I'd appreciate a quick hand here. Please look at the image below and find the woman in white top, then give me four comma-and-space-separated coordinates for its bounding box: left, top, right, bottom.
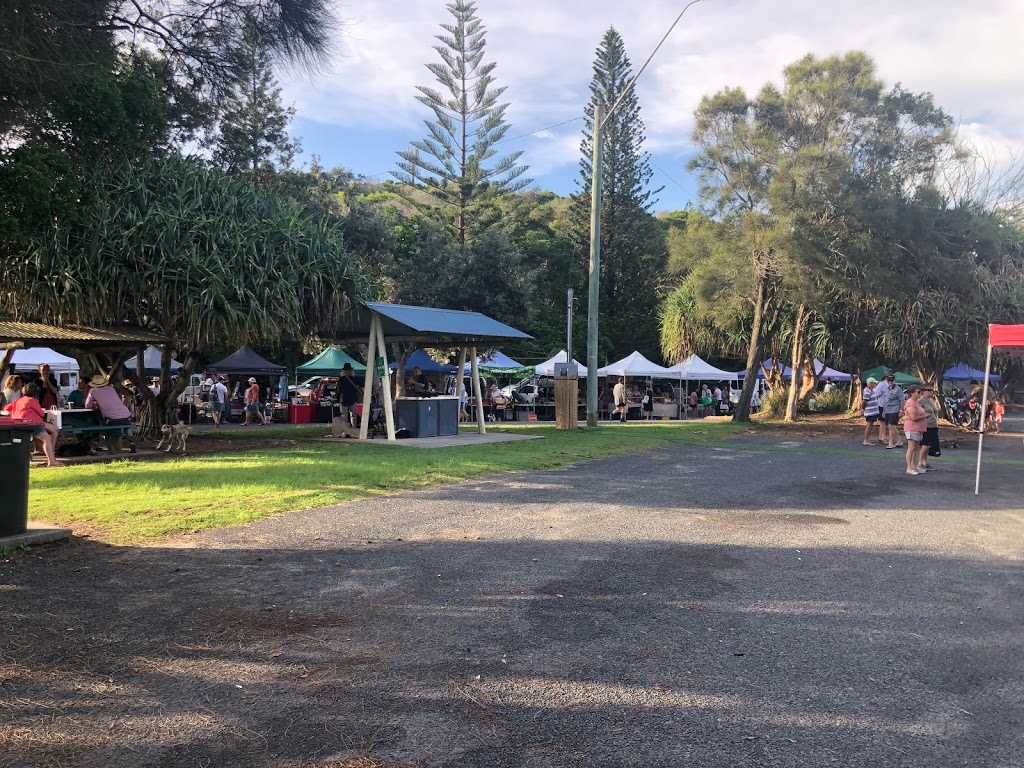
1, 374, 23, 410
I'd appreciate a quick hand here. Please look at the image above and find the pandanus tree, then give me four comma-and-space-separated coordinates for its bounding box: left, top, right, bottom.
0, 154, 366, 434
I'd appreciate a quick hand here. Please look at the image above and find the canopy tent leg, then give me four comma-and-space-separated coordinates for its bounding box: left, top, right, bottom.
358, 317, 378, 441
471, 346, 486, 434
374, 316, 396, 441
974, 342, 994, 495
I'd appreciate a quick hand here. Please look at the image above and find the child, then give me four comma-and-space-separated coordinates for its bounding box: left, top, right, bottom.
992, 399, 1005, 433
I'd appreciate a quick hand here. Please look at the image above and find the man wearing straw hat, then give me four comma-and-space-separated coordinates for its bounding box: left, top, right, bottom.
84, 374, 136, 453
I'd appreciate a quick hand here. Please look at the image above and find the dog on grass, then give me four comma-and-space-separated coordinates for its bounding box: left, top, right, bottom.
155, 423, 190, 453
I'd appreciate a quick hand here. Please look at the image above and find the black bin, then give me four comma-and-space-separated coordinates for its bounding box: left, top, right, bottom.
0, 423, 36, 537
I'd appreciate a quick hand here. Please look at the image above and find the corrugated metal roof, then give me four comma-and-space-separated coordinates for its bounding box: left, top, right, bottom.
0, 321, 165, 347
364, 302, 531, 342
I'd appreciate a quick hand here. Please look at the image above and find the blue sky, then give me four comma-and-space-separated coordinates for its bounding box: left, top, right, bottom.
279, 0, 1024, 214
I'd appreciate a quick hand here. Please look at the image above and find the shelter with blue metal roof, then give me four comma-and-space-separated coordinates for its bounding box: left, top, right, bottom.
331, 302, 531, 441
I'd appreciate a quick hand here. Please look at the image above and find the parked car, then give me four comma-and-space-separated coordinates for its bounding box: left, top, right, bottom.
288, 377, 332, 397
502, 377, 551, 404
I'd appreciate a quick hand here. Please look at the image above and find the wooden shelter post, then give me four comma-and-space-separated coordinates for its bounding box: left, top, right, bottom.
470, 346, 486, 434
373, 314, 396, 441
358, 317, 378, 441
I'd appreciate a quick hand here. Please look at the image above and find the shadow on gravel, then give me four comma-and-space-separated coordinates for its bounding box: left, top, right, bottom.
2, 537, 1022, 767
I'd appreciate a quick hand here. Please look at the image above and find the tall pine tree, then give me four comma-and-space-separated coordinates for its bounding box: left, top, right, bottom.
392, 0, 530, 247
211, 22, 300, 176
572, 27, 667, 361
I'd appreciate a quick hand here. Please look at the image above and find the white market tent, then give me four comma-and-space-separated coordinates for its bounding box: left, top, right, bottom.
10, 347, 80, 374
535, 350, 589, 378
666, 354, 741, 381
975, 323, 1024, 494
597, 351, 673, 378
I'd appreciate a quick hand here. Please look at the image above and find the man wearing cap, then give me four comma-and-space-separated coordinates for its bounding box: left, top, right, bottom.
243, 377, 267, 425
209, 376, 229, 427
336, 362, 363, 431
882, 373, 905, 449
861, 377, 880, 445
84, 374, 136, 453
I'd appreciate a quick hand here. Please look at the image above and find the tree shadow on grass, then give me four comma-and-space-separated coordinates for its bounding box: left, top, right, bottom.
2, 537, 1022, 767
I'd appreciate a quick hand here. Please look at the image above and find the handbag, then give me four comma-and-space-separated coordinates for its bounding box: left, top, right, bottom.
46, 407, 63, 430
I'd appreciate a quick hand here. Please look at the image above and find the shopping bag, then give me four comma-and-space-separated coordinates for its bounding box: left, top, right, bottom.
46, 407, 63, 430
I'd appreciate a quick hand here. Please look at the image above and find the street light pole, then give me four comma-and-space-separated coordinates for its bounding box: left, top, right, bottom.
585, 104, 604, 427
584, 0, 708, 427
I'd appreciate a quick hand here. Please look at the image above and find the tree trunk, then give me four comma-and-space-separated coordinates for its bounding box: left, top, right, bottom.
733, 274, 769, 422
799, 356, 822, 400
784, 304, 808, 423
849, 376, 863, 412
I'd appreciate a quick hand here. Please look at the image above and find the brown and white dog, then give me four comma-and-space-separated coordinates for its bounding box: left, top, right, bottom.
155, 423, 190, 452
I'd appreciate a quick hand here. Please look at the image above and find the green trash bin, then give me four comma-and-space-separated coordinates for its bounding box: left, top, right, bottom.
0, 422, 36, 537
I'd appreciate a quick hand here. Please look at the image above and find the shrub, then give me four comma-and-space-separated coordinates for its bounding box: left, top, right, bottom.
760, 388, 789, 419
810, 388, 849, 414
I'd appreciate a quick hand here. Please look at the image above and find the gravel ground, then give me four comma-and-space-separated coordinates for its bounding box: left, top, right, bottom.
2, 420, 1023, 767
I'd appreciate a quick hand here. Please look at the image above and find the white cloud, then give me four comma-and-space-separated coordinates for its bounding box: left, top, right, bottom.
280, 0, 1024, 184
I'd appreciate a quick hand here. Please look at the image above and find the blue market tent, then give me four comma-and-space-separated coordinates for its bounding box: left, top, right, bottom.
944, 362, 1000, 382
390, 349, 457, 375
462, 350, 530, 375
738, 358, 852, 382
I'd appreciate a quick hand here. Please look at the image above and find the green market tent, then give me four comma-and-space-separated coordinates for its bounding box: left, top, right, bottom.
296, 346, 366, 376
861, 366, 921, 385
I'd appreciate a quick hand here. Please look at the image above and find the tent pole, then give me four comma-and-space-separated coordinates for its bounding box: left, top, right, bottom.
471, 346, 486, 434
974, 341, 994, 495
358, 315, 378, 441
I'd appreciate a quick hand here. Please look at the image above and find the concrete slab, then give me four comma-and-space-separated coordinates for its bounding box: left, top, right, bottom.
313, 432, 543, 448
0, 526, 71, 549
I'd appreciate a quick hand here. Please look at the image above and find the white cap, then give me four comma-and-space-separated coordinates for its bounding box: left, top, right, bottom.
205, 378, 214, 385
248, 377, 257, 383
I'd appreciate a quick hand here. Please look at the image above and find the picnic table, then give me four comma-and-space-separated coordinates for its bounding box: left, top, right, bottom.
51, 408, 132, 455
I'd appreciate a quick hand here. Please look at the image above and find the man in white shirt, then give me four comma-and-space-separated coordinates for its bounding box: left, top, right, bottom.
211, 376, 229, 427
613, 377, 626, 422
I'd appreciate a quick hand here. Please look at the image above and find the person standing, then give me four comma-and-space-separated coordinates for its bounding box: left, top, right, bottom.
901, 385, 927, 475
882, 374, 904, 449
861, 377, 880, 445
873, 374, 890, 443
243, 377, 267, 425
336, 363, 362, 428
713, 384, 723, 413
822, 377, 836, 393
643, 387, 654, 420
33, 363, 60, 410
8, 383, 60, 466
917, 385, 940, 471
612, 377, 627, 422
84, 374, 136, 453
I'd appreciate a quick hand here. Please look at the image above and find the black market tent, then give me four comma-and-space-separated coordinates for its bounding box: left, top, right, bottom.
297, 346, 366, 376
206, 345, 285, 376
329, 302, 532, 441
125, 345, 184, 376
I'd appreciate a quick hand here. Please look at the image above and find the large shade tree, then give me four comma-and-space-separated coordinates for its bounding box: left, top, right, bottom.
0, 155, 366, 432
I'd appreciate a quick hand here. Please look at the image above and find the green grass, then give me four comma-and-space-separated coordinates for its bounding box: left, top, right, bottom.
30, 421, 751, 544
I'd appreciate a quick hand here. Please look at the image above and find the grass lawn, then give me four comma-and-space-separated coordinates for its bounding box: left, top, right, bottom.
30, 421, 751, 544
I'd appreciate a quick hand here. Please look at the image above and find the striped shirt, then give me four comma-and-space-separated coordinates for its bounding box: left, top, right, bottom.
862, 386, 879, 417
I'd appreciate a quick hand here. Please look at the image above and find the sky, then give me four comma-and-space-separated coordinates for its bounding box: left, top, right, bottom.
279, 0, 1024, 213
